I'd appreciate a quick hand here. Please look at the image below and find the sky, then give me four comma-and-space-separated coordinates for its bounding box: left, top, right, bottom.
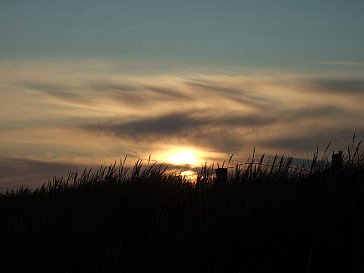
1, 0, 364, 189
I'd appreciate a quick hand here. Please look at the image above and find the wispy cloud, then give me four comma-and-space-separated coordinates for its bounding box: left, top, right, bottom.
81, 110, 277, 153
260, 127, 364, 152
1, 59, 364, 187
312, 78, 364, 94
315, 61, 364, 67
81, 104, 357, 154
23, 81, 89, 104
0, 158, 85, 190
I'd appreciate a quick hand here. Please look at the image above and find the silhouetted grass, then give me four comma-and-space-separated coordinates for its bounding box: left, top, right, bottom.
1, 142, 364, 273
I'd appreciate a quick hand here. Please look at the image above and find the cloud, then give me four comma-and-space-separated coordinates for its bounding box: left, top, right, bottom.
82, 110, 275, 136
315, 61, 364, 67
312, 78, 364, 94
83, 112, 201, 137
23, 81, 88, 104
90, 81, 138, 92
144, 85, 192, 100
24, 82, 69, 93
0, 158, 86, 190
87, 79, 192, 107
81, 112, 244, 154
186, 80, 270, 109
1, 58, 364, 188
260, 127, 364, 152
279, 105, 354, 122
79, 102, 358, 154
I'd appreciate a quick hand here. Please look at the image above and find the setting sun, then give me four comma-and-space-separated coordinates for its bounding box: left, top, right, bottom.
167, 149, 199, 165
161, 148, 201, 166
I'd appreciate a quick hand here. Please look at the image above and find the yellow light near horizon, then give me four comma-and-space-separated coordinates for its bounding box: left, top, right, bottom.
180, 170, 197, 180
165, 149, 200, 166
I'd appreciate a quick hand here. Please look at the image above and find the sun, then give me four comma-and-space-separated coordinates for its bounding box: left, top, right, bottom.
164, 148, 201, 166
179, 170, 197, 180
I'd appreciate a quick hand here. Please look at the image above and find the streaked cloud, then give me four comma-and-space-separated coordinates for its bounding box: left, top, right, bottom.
260, 127, 364, 152
0, 158, 86, 190
315, 61, 364, 67
313, 78, 364, 94
0, 59, 363, 188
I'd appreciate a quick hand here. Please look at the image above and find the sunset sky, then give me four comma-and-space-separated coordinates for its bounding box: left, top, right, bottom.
1, 0, 364, 189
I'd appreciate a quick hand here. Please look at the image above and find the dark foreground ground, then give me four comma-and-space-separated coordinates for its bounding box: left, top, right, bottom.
1, 152, 364, 273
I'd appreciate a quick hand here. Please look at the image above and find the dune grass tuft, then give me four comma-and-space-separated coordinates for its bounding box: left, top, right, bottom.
1, 142, 364, 273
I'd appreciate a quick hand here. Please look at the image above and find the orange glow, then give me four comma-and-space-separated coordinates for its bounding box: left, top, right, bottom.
160, 147, 203, 166
179, 170, 197, 180
167, 149, 199, 165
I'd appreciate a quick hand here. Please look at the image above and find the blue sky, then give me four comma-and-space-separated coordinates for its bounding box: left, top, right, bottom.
1, 0, 364, 69
1, 1, 364, 189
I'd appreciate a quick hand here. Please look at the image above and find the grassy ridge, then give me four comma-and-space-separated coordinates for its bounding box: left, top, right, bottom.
1, 145, 364, 273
